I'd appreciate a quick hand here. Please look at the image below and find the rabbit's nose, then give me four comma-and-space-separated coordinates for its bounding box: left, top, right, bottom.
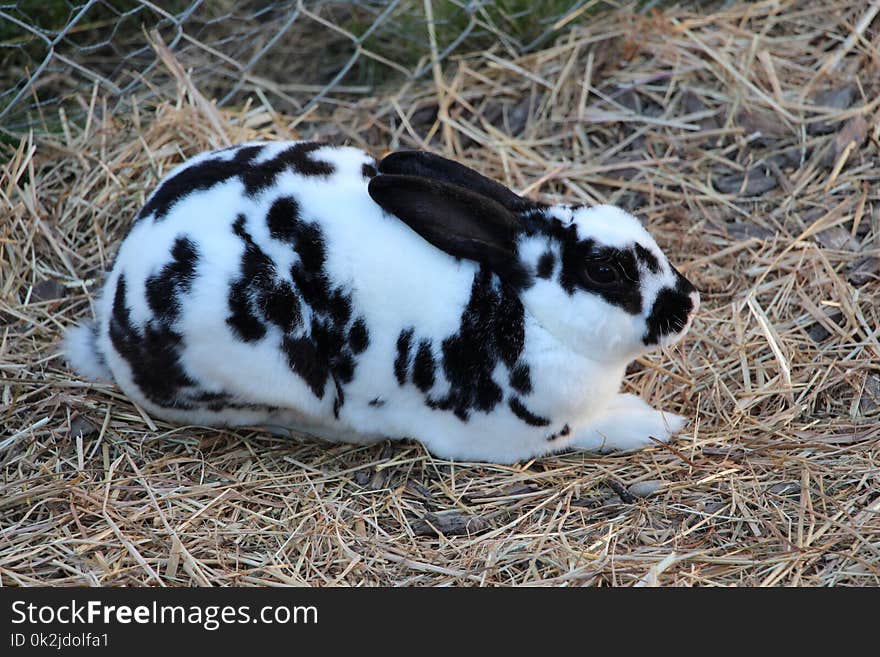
642, 285, 697, 346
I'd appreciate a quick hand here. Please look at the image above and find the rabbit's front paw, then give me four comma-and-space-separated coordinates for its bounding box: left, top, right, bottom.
572, 400, 687, 453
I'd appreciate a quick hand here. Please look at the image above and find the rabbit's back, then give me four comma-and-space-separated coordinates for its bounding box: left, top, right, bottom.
82, 141, 479, 431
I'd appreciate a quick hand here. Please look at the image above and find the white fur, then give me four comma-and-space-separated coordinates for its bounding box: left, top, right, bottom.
64, 142, 698, 464
62, 323, 111, 381
571, 393, 687, 452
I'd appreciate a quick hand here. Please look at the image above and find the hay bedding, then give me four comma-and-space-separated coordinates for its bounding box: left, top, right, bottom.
2, 0, 879, 586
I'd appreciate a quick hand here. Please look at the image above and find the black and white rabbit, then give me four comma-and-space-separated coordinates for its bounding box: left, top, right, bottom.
65, 141, 699, 463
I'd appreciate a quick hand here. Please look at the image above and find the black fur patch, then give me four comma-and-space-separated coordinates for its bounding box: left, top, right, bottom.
139, 143, 333, 222
145, 236, 199, 323
227, 214, 301, 341
509, 397, 550, 427
634, 244, 661, 273
286, 222, 369, 410
536, 251, 555, 279
329, 289, 352, 326
224, 210, 366, 414
509, 363, 532, 394
642, 273, 695, 345
362, 163, 378, 178
348, 318, 369, 354
266, 196, 302, 243
547, 423, 570, 442
109, 274, 196, 408
394, 328, 414, 385
273, 213, 366, 412
282, 336, 327, 398
332, 379, 345, 419
262, 280, 299, 332
226, 279, 267, 342
399, 268, 529, 424
433, 269, 517, 418
111, 272, 279, 413
412, 340, 436, 392
369, 397, 385, 407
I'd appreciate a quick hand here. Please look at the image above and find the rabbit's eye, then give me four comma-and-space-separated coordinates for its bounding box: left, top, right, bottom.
584, 260, 619, 285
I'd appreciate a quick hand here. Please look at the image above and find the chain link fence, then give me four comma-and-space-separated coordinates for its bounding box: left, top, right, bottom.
4, 0, 680, 134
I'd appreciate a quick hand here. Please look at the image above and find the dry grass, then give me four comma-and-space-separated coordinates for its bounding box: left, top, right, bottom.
2, 0, 880, 586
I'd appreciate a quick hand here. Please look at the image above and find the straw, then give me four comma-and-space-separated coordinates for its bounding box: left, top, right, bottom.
1, 0, 878, 586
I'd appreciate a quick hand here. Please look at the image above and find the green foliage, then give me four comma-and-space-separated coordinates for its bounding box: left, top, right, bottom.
0, 0, 190, 43
338, 0, 604, 88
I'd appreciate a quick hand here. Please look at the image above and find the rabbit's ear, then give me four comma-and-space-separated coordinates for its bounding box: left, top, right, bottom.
369, 174, 529, 287
378, 150, 527, 211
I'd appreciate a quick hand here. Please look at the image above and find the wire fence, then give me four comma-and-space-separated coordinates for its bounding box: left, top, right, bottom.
3, 0, 677, 134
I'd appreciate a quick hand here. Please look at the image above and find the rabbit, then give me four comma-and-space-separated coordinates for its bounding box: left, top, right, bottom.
64, 141, 699, 464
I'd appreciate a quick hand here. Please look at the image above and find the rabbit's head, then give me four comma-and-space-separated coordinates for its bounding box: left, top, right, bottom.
369, 150, 699, 364
516, 203, 698, 362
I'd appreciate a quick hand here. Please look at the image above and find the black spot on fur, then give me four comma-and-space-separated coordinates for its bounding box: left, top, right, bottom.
369, 397, 385, 407
139, 143, 333, 222
231, 215, 301, 333
509, 397, 550, 427
223, 211, 365, 416
362, 163, 378, 178
277, 142, 335, 178
642, 278, 695, 345
189, 390, 229, 404
509, 363, 532, 394
305, 312, 349, 388
281, 216, 364, 415
266, 196, 302, 243
227, 277, 267, 342
547, 423, 570, 442
635, 244, 661, 273
145, 237, 199, 323
536, 251, 555, 279
329, 289, 352, 326
332, 379, 344, 419
282, 336, 327, 398
348, 318, 369, 354
412, 340, 436, 392
109, 274, 196, 408
405, 268, 526, 423
138, 145, 262, 221
261, 280, 299, 332
492, 279, 525, 368
226, 214, 301, 341
395, 328, 414, 385
112, 271, 285, 412
436, 270, 510, 418
333, 350, 355, 385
